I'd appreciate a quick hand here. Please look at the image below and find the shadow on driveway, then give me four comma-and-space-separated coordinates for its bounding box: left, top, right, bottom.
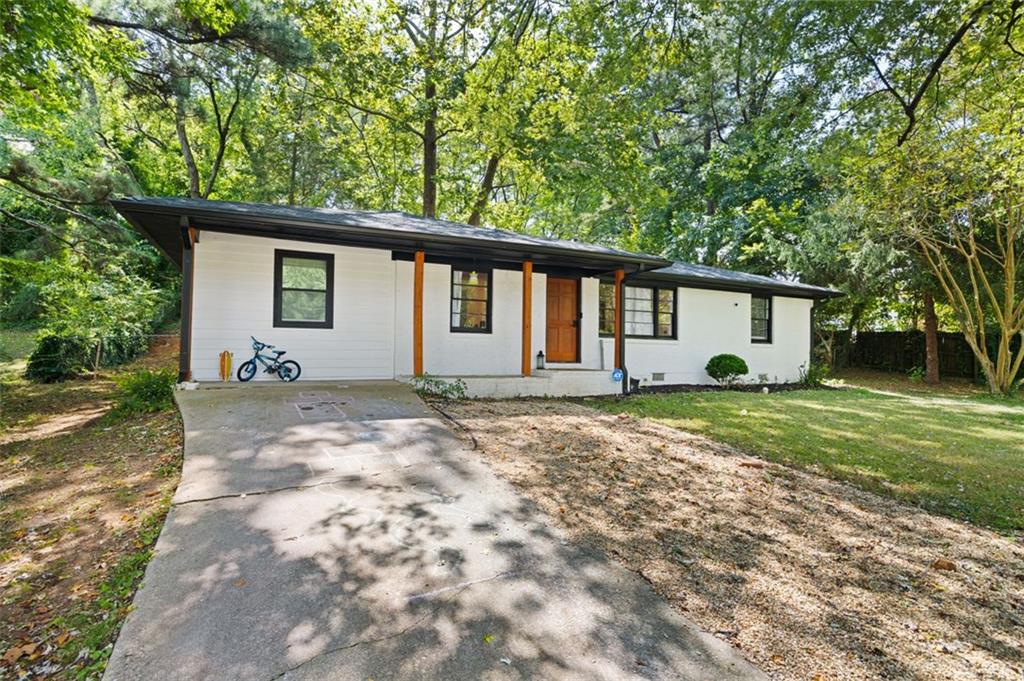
103, 381, 764, 680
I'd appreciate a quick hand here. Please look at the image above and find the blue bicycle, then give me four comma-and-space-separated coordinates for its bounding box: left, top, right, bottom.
237, 336, 302, 382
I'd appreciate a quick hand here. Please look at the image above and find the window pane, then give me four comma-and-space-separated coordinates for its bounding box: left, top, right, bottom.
451, 311, 488, 330
626, 286, 652, 302
453, 270, 488, 287
658, 289, 674, 312
626, 320, 654, 336
657, 312, 673, 337
599, 283, 616, 335
751, 296, 770, 340
452, 283, 489, 301
281, 290, 327, 322
282, 257, 327, 290
451, 269, 490, 331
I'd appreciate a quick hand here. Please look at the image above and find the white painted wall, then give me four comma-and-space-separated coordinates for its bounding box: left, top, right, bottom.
394, 261, 547, 376
190, 232, 812, 386
191, 232, 396, 381
599, 287, 812, 385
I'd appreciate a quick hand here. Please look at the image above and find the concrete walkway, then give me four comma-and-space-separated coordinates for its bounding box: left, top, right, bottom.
104, 381, 765, 681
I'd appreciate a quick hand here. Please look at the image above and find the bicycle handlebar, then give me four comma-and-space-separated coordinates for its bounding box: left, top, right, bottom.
250, 336, 274, 350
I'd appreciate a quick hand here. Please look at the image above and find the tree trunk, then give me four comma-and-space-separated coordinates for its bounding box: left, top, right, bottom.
422, 79, 438, 219
923, 290, 940, 384
174, 88, 201, 199
467, 153, 500, 226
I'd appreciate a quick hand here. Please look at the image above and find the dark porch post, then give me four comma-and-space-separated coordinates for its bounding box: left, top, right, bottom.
178, 218, 196, 383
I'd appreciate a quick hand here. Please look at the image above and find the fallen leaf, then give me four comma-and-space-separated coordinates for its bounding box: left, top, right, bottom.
739, 461, 765, 469
930, 558, 956, 572
482, 634, 494, 644
3, 643, 37, 664
233, 578, 247, 588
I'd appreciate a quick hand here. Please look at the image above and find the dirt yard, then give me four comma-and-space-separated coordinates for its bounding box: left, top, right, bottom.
440, 399, 1024, 681
0, 337, 182, 679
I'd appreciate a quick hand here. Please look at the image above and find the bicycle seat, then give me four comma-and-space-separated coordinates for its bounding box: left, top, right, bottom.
272, 349, 286, 356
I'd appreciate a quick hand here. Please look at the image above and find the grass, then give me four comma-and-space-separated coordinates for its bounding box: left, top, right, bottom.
592, 371, 1024, 532
0, 338, 182, 679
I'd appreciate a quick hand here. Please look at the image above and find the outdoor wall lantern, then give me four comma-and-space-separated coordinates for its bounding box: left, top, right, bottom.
536, 351, 545, 370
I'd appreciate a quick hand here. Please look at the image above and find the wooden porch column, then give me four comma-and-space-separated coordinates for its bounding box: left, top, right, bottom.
178, 219, 197, 383
413, 250, 425, 376
614, 268, 625, 371
521, 260, 533, 376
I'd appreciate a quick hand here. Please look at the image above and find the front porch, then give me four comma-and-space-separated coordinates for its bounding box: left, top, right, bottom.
420, 368, 620, 398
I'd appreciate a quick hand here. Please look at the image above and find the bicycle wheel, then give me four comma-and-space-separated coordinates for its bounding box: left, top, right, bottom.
278, 360, 301, 382
236, 359, 257, 382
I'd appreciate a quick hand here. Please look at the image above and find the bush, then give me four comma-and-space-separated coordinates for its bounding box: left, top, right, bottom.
705, 353, 749, 386
112, 369, 176, 415
24, 331, 92, 382
411, 374, 468, 400
797, 362, 830, 387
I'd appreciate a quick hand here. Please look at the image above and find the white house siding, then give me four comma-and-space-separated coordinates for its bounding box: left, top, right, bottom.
394, 261, 548, 376
189, 232, 812, 387
600, 287, 812, 385
190, 232, 396, 381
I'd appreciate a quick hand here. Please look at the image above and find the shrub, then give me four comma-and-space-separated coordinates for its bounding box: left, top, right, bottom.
24, 331, 92, 382
705, 353, 749, 386
907, 365, 925, 382
112, 369, 176, 415
411, 374, 468, 400
797, 362, 830, 387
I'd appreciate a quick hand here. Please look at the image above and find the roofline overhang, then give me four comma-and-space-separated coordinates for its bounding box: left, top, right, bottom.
615, 272, 844, 300
110, 198, 670, 272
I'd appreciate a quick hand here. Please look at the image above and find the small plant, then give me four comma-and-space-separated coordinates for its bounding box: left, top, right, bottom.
705, 354, 749, 386
907, 365, 925, 382
411, 373, 468, 400
797, 362, 830, 387
24, 330, 92, 382
112, 369, 176, 416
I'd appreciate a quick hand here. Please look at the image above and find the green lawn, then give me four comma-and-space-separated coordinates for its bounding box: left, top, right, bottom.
592, 380, 1024, 532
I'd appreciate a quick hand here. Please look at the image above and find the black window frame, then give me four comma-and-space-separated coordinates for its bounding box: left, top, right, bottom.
450, 267, 493, 333
273, 249, 335, 329
600, 282, 676, 340
751, 294, 772, 343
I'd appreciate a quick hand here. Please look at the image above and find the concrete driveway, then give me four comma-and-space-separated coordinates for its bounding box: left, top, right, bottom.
104, 381, 764, 681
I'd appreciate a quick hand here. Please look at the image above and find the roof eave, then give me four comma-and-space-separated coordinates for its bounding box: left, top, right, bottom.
111, 198, 669, 270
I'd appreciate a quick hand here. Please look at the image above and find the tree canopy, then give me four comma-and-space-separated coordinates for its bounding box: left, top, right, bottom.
2, 0, 1022, 390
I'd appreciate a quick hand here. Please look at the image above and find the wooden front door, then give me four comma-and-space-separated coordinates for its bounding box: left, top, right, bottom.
546, 277, 578, 362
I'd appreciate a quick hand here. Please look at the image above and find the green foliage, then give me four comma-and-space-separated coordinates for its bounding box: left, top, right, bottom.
705, 354, 749, 386
907, 366, 925, 383
411, 374, 468, 401
112, 369, 176, 416
24, 330, 92, 382
797, 362, 830, 388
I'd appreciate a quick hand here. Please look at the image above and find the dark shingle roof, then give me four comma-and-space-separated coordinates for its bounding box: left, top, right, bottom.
110, 197, 667, 269
111, 196, 841, 298
641, 261, 842, 299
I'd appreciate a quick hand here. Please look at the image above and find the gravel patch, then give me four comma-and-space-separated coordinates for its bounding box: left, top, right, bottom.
439, 399, 1024, 681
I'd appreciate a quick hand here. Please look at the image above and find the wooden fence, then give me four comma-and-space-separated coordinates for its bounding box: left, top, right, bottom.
847, 331, 978, 378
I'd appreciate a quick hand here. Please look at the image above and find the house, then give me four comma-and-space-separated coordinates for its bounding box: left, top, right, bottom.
111, 197, 841, 397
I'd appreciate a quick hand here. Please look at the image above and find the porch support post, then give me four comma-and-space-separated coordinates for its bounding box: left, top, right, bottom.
178, 218, 197, 383
413, 250, 425, 376
521, 260, 533, 376
614, 268, 626, 393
